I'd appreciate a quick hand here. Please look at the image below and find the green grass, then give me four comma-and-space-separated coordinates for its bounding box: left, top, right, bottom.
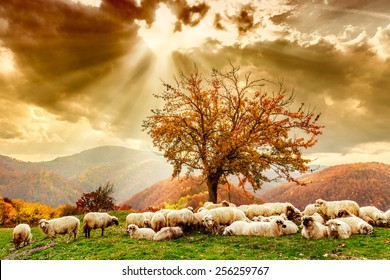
1, 211, 389, 260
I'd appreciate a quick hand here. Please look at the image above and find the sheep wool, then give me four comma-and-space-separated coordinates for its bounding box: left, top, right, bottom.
38, 216, 80, 243
153, 227, 184, 241
325, 219, 352, 239
13, 224, 33, 249
301, 215, 328, 239
337, 217, 374, 235
83, 212, 119, 238
127, 224, 156, 240
359, 206, 388, 227
151, 212, 166, 232
315, 199, 360, 220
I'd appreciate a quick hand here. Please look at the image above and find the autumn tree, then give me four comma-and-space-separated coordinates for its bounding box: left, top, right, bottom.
76, 182, 117, 213
143, 64, 323, 203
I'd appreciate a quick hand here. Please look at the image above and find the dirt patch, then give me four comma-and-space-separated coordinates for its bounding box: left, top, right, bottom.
2, 243, 56, 260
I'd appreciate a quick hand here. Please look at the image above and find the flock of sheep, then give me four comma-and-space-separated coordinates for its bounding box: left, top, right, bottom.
11, 198, 390, 251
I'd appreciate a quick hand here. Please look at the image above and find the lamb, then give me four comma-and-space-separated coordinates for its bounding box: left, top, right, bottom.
151, 212, 166, 232
202, 207, 248, 234
359, 206, 388, 227
325, 219, 352, 239
126, 224, 156, 240
83, 212, 119, 238
38, 216, 80, 243
315, 199, 360, 220
166, 207, 194, 230
126, 213, 151, 228
301, 215, 328, 239
153, 227, 184, 241
243, 217, 286, 236
222, 220, 251, 236
13, 224, 32, 249
337, 216, 374, 235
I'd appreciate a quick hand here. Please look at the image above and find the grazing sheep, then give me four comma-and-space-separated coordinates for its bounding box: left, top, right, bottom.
153, 227, 184, 241
166, 207, 194, 231
83, 212, 119, 238
13, 224, 32, 249
337, 216, 374, 235
359, 206, 388, 227
243, 217, 286, 236
315, 199, 360, 220
301, 215, 328, 239
203, 207, 248, 234
126, 213, 151, 228
325, 219, 352, 239
38, 216, 80, 243
126, 224, 156, 240
151, 212, 166, 232
222, 220, 251, 236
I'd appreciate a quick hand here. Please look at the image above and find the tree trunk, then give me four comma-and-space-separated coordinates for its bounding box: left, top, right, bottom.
206, 172, 222, 203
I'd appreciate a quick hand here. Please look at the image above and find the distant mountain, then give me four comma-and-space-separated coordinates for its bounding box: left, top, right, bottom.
261, 162, 390, 211
0, 146, 172, 207
119, 176, 265, 211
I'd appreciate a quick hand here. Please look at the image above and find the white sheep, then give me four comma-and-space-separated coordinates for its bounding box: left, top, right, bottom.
302, 203, 320, 216
202, 207, 248, 234
337, 216, 374, 235
13, 224, 32, 249
203, 200, 231, 210
153, 227, 184, 241
151, 212, 166, 232
222, 220, 251, 236
243, 217, 286, 236
83, 212, 119, 238
385, 209, 390, 227
38, 216, 80, 243
359, 206, 388, 227
281, 220, 299, 235
262, 202, 302, 221
166, 207, 194, 230
301, 215, 328, 239
126, 224, 156, 240
125, 213, 151, 228
325, 219, 352, 239
192, 209, 210, 231
315, 199, 360, 220
245, 204, 273, 220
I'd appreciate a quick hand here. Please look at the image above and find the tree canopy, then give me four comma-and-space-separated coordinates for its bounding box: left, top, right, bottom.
143, 64, 324, 203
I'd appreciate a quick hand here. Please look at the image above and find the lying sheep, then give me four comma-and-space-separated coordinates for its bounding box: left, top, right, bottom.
83, 212, 119, 238
126, 213, 151, 228
315, 199, 360, 220
263, 202, 302, 221
325, 219, 352, 239
243, 217, 286, 236
301, 215, 328, 239
337, 216, 374, 235
203, 207, 248, 234
359, 206, 388, 227
127, 224, 156, 240
203, 200, 232, 210
38, 216, 80, 243
13, 224, 32, 250
166, 207, 194, 230
222, 221, 251, 236
151, 212, 166, 232
153, 227, 184, 241
281, 220, 299, 235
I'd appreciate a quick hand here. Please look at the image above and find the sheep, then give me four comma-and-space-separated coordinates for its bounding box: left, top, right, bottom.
281, 220, 299, 235
359, 206, 388, 227
38, 216, 80, 243
262, 202, 302, 221
126, 224, 156, 240
202, 207, 248, 234
325, 219, 352, 239
302, 203, 320, 216
314, 199, 360, 220
153, 227, 184, 241
311, 213, 326, 225
126, 213, 151, 228
301, 215, 328, 239
83, 212, 119, 238
385, 209, 390, 227
245, 204, 273, 220
192, 209, 210, 231
222, 220, 251, 236
243, 217, 287, 236
337, 216, 374, 235
12, 224, 32, 250
166, 207, 194, 231
151, 212, 166, 232
203, 200, 232, 210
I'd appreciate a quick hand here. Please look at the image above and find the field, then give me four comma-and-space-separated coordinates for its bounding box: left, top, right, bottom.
1, 211, 389, 260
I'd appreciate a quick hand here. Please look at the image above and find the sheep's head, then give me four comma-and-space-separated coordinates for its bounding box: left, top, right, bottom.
302, 216, 314, 227
112, 217, 119, 225
273, 217, 286, 228
38, 219, 48, 229
202, 215, 215, 228
126, 224, 138, 235
325, 221, 339, 232
221, 200, 230, 207
359, 224, 373, 235
337, 209, 352, 218
374, 214, 387, 226
314, 199, 326, 208
143, 219, 151, 227
222, 227, 234, 236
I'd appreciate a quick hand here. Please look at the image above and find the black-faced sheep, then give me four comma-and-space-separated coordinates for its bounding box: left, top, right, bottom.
325, 219, 352, 239
83, 212, 119, 238
153, 227, 184, 241
13, 224, 32, 249
127, 224, 156, 240
38, 216, 80, 243
301, 215, 328, 239
315, 199, 360, 220
337, 217, 374, 235
359, 206, 388, 227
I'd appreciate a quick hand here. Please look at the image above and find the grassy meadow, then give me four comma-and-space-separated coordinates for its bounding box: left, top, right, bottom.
1, 210, 389, 260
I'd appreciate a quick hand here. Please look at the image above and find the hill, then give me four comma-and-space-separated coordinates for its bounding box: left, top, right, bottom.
262, 162, 390, 210
119, 176, 265, 210
0, 146, 172, 207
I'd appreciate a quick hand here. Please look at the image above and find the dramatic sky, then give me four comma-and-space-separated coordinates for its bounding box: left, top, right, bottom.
1, 0, 390, 166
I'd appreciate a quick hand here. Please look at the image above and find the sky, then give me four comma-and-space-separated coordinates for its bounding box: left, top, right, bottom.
0, 0, 390, 166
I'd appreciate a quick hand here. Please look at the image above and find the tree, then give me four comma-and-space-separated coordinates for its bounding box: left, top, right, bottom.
143, 64, 323, 203
76, 182, 117, 213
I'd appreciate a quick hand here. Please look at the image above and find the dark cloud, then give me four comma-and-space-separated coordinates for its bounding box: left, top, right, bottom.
228, 4, 259, 34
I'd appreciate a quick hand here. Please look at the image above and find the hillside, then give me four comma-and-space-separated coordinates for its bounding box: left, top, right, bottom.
119, 176, 265, 210
262, 162, 390, 210
0, 146, 172, 207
